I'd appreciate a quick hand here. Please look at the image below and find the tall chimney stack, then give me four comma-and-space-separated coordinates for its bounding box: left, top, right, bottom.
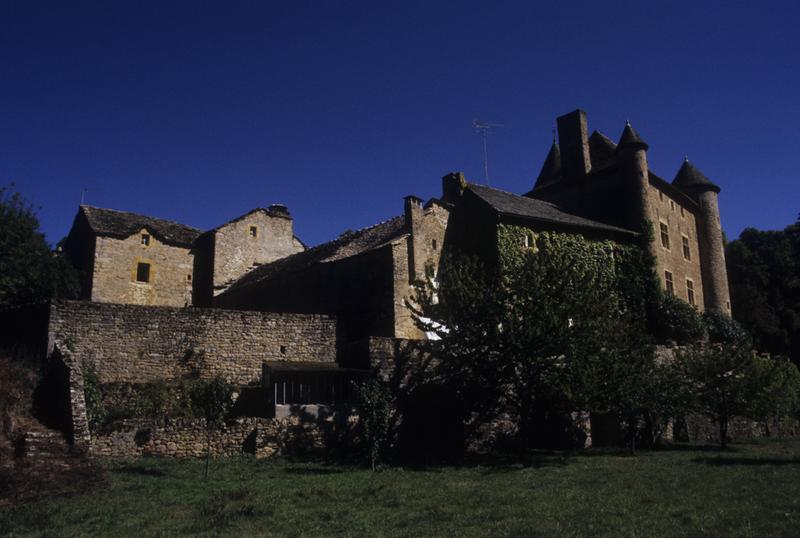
556, 109, 592, 179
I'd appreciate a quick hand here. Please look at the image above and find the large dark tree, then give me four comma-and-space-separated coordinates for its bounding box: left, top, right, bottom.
0, 186, 79, 306
726, 217, 800, 366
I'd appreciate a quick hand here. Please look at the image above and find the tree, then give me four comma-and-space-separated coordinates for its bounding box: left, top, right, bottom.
0, 185, 78, 306
353, 378, 392, 471
677, 343, 762, 449
726, 220, 800, 366
413, 229, 651, 453
188, 377, 234, 478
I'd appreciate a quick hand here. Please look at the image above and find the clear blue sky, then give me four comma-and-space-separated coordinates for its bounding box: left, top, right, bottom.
2, 1, 798, 247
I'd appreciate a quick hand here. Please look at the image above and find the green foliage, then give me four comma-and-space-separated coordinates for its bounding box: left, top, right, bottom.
0, 185, 79, 306
187, 377, 235, 428
353, 379, 392, 471
702, 309, 752, 348
82, 367, 108, 431
649, 293, 704, 344
415, 227, 659, 451
676, 343, 791, 449
726, 220, 800, 365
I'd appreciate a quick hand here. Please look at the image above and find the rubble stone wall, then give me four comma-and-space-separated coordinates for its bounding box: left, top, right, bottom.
47, 300, 337, 385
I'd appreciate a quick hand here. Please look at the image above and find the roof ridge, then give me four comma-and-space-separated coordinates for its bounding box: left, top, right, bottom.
469, 182, 560, 209
81, 205, 203, 232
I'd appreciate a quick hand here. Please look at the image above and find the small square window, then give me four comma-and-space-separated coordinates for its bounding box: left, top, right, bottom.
664, 271, 674, 295
686, 279, 695, 306
141, 234, 150, 246
682, 236, 691, 260
187, 274, 192, 282
432, 239, 437, 250
136, 262, 151, 283
249, 226, 258, 238
660, 222, 670, 250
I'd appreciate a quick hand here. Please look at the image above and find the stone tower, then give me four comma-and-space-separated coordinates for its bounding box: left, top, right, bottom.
672, 159, 731, 313
615, 121, 651, 233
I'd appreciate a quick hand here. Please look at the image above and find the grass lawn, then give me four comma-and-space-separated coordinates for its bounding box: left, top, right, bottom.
2, 439, 799, 537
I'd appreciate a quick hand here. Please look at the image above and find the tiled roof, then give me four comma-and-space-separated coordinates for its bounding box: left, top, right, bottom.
222, 216, 408, 293
80, 205, 202, 247
467, 183, 637, 236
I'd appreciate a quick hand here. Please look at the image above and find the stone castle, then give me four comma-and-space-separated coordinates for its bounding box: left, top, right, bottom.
6, 109, 732, 457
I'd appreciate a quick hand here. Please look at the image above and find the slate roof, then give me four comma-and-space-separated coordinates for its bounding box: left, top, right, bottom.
223, 216, 408, 293
672, 159, 720, 193
534, 141, 562, 189
467, 183, 637, 236
79, 205, 202, 247
588, 131, 618, 170
617, 122, 649, 151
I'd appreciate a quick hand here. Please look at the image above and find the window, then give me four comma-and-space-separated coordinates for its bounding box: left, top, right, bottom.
187, 274, 192, 282
249, 226, 258, 238
664, 271, 674, 295
659, 191, 664, 202
670, 200, 676, 211
680, 207, 685, 218
523, 232, 536, 249
660, 222, 670, 250
141, 234, 150, 246
432, 239, 437, 250
136, 262, 151, 283
682, 235, 691, 260
686, 279, 695, 306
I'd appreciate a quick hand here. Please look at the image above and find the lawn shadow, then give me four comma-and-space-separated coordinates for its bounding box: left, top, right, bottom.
283, 467, 346, 476
692, 456, 800, 466
112, 465, 167, 477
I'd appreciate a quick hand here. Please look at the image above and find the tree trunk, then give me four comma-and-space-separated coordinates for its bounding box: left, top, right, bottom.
719, 418, 728, 450
205, 429, 211, 479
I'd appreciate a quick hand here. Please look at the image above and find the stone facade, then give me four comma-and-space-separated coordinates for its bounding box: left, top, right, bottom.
47, 301, 337, 385
92, 231, 194, 307
210, 208, 304, 296
62, 205, 305, 307
644, 182, 706, 310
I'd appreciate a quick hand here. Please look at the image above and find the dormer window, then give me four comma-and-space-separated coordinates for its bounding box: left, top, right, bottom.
249, 226, 258, 238
141, 234, 150, 246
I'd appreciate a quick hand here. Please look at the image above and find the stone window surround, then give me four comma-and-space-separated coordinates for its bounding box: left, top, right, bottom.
659, 221, 670, 250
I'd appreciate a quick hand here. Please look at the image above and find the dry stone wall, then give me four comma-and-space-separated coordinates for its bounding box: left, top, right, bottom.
48, 301, 337, 385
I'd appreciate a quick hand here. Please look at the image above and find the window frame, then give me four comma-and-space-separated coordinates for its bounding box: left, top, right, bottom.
682, 235, 691, 260
665, 270, 674, 295
686, 278, 695, 306
136, 262, 151, 283
660, 222, 670, 250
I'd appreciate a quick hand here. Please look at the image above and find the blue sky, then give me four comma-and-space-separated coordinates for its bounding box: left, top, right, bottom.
2, 1, 798, 247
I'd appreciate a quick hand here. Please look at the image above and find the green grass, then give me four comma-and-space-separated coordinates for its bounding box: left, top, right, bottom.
2, 439, 800, 537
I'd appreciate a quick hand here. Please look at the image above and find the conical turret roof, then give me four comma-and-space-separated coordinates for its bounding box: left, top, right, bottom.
616, 121, 649, 152
672, 158, 720, 193
533, 140, 562, 189
588, 130, 617, 170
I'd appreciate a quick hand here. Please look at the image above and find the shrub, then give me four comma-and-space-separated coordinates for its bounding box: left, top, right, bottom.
354, 378, 392, 471
703, 309, 753, 348
649, 293, 704, 344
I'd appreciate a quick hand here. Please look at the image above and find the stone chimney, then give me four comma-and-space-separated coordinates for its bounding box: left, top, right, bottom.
557, 109, 592, 179
268, 204, 291, 218
404, 195, 425, 282
441, 172, 466, 203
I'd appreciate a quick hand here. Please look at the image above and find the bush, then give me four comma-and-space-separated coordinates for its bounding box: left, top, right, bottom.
649, 293, 704, 344
703, 309, 752, 348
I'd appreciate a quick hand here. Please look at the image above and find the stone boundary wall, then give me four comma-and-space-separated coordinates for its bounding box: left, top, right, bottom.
47, 300, 337, 385
91, 414, 359, 459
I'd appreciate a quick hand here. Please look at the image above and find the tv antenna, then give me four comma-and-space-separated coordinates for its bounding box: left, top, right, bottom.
472, 119, 503, 185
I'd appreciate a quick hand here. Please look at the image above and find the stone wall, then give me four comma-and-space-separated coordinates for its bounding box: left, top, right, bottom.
90, 414, 359, 459
212, 209, 304, 295
47, 301, 337, 385
644, 182, 706, 310
92, 232, 194, 307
